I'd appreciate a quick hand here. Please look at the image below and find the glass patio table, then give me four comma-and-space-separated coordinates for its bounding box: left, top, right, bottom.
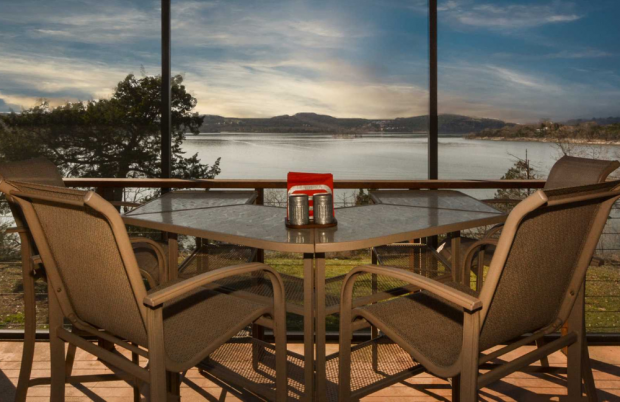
123, 189, 506, 401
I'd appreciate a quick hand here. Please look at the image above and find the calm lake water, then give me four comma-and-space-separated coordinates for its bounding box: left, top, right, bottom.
183, 132, 620, 200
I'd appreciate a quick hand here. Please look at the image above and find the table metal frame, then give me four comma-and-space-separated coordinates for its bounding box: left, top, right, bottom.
123, 190, 506, 401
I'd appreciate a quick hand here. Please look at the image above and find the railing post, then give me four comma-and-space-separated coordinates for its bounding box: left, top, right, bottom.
428, 0, 439, 180
251, 187, 266, 363
255, 188, 265, 263
255, 188, 264, 206
160, 0, 172, 193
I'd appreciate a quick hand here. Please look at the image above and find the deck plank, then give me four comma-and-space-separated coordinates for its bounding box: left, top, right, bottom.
0, 342, 619, 401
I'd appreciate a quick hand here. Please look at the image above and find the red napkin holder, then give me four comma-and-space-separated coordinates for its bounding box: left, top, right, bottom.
287, 172, 334, 220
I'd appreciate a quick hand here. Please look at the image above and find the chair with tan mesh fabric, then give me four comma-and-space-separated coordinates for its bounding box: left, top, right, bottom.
445, 154, 620, 395
6, 180, 288, 401
339, 181, 620, 401
0, 157, 167, 401
438, 154, 620, 285
0, 157, 166, 285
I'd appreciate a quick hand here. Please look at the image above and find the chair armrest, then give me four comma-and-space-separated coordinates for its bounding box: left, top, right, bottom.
4, 226, 27, 234
143, 262, 284, 308
483, 224, 504, 239
130, 237, 167, 286
462, 239, 498, 272
342, 265, 482, 312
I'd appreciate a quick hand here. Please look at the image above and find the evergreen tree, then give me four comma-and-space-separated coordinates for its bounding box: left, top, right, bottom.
0, 74, 220, 180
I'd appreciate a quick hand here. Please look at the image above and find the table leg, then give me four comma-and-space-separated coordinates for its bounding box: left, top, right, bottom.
315, 253, 327, 401
16, 238, 35, 402
303, 253, 315, 401
166, 232, 179, 281
252, 247, 266, 369
371, 251, 379, 372
450, 231, 462, 285
567, 283, 586, 399
195, 237, 205, 274
427, 236, 438, 273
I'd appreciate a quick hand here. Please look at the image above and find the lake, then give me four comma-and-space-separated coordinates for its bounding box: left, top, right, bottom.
182, 132, 620, 200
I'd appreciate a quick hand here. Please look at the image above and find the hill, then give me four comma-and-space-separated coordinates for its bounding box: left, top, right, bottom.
199, 113, 512, 134
565, 117, 620, 126
467, 121, 620, 143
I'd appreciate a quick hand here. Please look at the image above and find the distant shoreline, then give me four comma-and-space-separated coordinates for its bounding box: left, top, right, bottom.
466, 136, 620, 146
191, 131, 464, 136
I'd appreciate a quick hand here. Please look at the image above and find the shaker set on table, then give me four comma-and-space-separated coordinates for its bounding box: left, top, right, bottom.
286, 171, 337, 227
289, 193, 334, 225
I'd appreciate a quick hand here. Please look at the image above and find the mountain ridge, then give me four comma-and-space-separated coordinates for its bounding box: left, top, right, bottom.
199, 112, 513, 134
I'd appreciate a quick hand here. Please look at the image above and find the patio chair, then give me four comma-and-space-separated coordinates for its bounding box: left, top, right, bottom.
0, 157, 166, 283
0, 158, 167, 401
438, 155, 620, 286
339, 180, 620, 401
6, 180, 288, 402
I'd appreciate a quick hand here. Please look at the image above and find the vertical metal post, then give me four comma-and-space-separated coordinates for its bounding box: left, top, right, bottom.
161, 0, 172, 190
428, 0, 439, 180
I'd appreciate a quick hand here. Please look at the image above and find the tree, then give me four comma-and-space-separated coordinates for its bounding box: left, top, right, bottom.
493, 151, 540, 212
0, 74, 220, 180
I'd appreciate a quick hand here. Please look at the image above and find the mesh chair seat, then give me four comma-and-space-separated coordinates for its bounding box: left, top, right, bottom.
158, 286, 270, 372
360, 281, 475, 368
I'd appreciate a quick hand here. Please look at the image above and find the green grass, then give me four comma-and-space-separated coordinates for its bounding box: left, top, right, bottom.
2, 255, 620, 334
471, 263, 620, 333
268, 256, 372, 278
266, 252, 371, 331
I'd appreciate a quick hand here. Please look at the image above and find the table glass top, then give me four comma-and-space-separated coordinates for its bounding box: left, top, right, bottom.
125, 204, 314, 251
124, 190, 506, 252
370, 190, 502, 214
315, 204, 506, 252
125, 190, 257, 216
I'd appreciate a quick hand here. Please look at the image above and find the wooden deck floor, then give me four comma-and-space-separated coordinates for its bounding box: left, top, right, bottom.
1, 341, 620, 401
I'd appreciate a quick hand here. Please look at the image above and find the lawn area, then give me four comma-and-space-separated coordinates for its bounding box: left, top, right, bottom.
0, 262, 48, 329
2, 252, 620, 335
266, 251, 372, 278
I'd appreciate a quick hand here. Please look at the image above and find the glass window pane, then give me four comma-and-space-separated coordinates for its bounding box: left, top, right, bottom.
438, 0, 620, 184
173, 0, 430, 205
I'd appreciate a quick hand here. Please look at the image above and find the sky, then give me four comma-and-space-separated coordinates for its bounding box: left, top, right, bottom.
0, 0, 619, 123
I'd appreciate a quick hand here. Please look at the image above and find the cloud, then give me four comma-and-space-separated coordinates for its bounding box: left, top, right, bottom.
546, 49, 613, 59
438, 0, 583, 30
546, 15, 580, 23
0, 1, 160, 45
0, 0, 618, 124
438, 1, 460, 12
0, 0, 395, 118
179, 57, 428, 118
494, 49, 613, 60
0, 45, 153, 109
438, 61, 620, 123
486, 65, 561, 92
0, 97, 22, 112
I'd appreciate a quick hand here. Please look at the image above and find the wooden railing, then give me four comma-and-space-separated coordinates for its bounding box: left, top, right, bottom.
64, 178, 547, 190
3, 178, 620, 339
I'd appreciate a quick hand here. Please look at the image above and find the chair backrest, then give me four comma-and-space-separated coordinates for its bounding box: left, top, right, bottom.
0, 157, 65, 187
8, 181, 149, 346
0, 157, 65, 228
545, 155, 619, 190
478, 181, 620, 350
